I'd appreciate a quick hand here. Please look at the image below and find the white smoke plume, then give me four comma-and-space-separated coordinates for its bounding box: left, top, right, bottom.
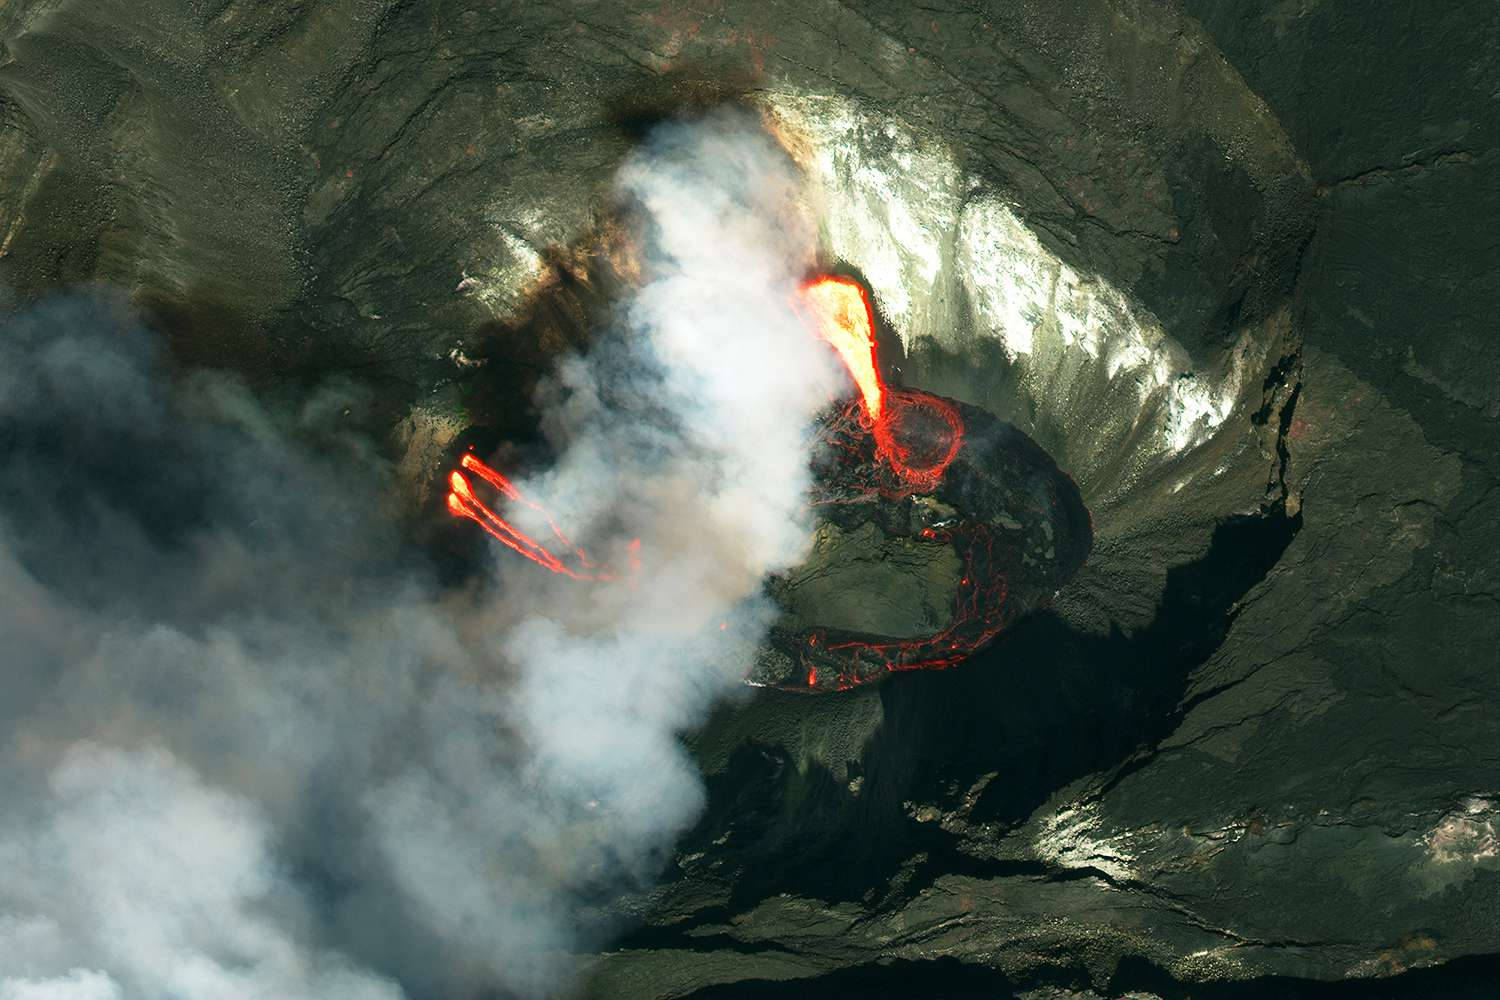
0, 111, 840, 999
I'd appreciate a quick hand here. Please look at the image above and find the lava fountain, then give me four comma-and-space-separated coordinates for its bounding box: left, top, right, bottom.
446, 274, 1092, 692
798, 275, 964, 494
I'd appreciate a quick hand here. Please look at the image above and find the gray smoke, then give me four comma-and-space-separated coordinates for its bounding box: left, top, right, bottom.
0, 112, 839, 998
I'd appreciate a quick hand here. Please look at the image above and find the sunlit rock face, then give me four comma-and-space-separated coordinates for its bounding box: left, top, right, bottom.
767, 93, 1271, 499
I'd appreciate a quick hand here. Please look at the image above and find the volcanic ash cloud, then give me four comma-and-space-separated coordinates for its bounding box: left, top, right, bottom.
0, 112, 838, 999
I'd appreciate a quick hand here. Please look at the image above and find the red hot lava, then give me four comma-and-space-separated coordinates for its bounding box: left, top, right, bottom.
757, 276, 1091, 693
446, 273, 963, 576
444, 272, 1092, 694
446, 452, 609, 581
798, 275, 964, 494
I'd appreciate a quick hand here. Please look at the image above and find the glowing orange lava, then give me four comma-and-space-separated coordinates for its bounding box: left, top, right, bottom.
799, 276, 883, 419
449, 274, 965, 578
800, 275, 963, 493
446, 452, 609, 581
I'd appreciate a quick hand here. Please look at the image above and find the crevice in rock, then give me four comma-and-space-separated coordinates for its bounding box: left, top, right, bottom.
1252, 345, 1303, 506
610, 925, 799, 957
1268, 380, 1302, 505
1251, 352, 1300, 426
1316, 150, 1475, 195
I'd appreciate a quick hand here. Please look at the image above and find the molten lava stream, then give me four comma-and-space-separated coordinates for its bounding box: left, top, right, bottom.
799, 276, 884, 420
446, 453, 607, 581
799, 275, 963, 492
459, 453, 596, 569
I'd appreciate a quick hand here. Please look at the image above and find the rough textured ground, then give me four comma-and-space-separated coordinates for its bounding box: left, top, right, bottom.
0, 1, 1494, 996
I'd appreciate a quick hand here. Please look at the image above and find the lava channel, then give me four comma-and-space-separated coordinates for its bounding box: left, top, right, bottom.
799, 275, 964, 494
446, 452, 608, 581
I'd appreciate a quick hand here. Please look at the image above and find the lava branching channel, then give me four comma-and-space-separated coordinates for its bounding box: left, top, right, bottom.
446, 274, 1092, 692
447, 453, 614, 581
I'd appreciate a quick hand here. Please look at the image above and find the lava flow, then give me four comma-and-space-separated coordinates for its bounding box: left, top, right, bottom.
799, 275, 964, 494
445, 271, 1090, 695
446, 452, 608, 581
446, 273, 962, 579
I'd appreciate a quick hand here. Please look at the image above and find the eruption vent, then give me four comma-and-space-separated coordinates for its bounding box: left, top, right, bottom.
799, 275, 884, 419
800, 274, 964, 494
446, 452, 608, 580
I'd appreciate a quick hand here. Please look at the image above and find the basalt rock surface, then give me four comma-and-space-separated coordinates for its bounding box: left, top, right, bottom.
0, 1, 1495, 998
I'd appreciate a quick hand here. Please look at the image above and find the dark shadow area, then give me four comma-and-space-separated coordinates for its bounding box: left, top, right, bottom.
604, 71, 762, 143
679, 952, 1500, 999
138, 290, 282, 377
685, 956, 1082, 999
892, 506, 1301, 838
642, 505, 1301, 920
450, 242, 621, 445
1107, 953, 1500, 1000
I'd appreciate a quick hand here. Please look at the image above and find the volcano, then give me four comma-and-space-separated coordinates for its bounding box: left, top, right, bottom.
448, 273, 1091, 692
753, 277, 1092, 692
5, 2, 1492, 993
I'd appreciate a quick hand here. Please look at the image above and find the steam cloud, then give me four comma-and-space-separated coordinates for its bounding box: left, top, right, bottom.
0, 112, 839, 998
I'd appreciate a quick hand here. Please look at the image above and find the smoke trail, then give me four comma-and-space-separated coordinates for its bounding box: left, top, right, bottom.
367, 108, 843, 993
0, 111, 838, 998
